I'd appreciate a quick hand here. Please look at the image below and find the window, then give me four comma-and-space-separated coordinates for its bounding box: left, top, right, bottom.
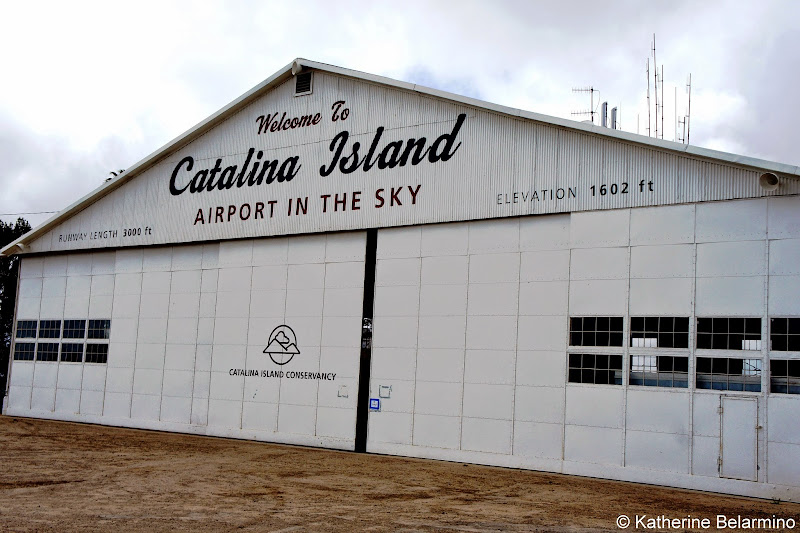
696, 357, 761, 392
13, 343, 35, 361
36, 342, 59, 362
696, 318, 761, 350
87, 320, 111, 339
630, 317, 689, 348
568, 353, 623, 385
85, 344, 108, 364
38, 320, 62, 339
630, 355, 689, 388
770, 318, 800, 351
62, 320, 86, 339
569, 317, 624, 347
770, 359, 800, 394
15, 320, 37, 338
11, 317, 110, 366
60, 343, 84, 363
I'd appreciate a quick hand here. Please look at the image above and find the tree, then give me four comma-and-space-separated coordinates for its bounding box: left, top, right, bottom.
1, 217, 31, 399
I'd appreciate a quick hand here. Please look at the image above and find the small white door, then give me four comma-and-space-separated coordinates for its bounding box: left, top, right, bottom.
720, 396, 758, 481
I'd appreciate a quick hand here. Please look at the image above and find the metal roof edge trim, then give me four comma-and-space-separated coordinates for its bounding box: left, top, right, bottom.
3, 57, 799, 256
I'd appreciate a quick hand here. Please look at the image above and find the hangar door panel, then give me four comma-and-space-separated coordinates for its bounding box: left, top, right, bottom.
720, 396, 758, 481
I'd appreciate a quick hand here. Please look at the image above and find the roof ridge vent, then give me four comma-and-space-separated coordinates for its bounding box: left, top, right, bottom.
295, 71, 313, 96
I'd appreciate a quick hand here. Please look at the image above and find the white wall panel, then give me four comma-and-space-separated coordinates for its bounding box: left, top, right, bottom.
630, 204, 695, 245
33, 363, 58, 389
315, 407, 354, 440
418, 316, 466, 349
324, 262, 364, 288
57, 364, 83, 390
413, 414, 461, 449
570, 248, 628, 280
768, 396, 800, 444
21, 257, 44, 278
421, 223, 468, 257
414, 381, 462, 416
421, 256, 469, 285
218, 267, 253, 292
564, 425, 622, 465
629, 278, 693, 315
519, 214, 570, 251
252, 238, 286, 266
464, 350, 515, 384
569, 280, 627, 315
207, 399, 242, 428
519, 250, 570, 282
7, 386, 31, 410
113, 294, 141, 318
769, 275, 800, 315
626, 390, 689, 434
517, 316, 566, 351
88, 294, 113, 316
219, 240, 253, 268
137, 319, 168, 344
133, 368, 163, 395
468, 253, 520, 283
462, 384, 513, 419
106, 367, 134, 393
368, 412, 413, 445
515, 386, 565, 424
140, 293, 170, 318
565, 387, 623, 428
419, 285, 467, 316
376, 258, 420, 286
696, 277, 765, 316
42, 277, 66, 297
251, 265, 288, 291
375, 286, 420, 317
19, 278, 43, 298
769, 239, 800, 276
92, 252, 115, 274
518, 282, 568, 316
630, 244, 693, 279
696, 241, 766, 277
66, 275, 91, 296
465, 316, 517, 351
371, 348, 416, 381
767, 442, 800, 486
80, 390, 104, 415
142, 272, 171, 293
82, 366, 107, 391
377, 227, 420, 259
571, 210, 629, 248
242, 402, 278, 432
461, 417, 512, 454
768, 196, 800, 239
31, 387, 55, 411
116, 249, 143, 273
160, 397, 192, 423
321, 316, 361, 348
693, 394, 721, 437
468, 218, 519, 255
278, 404, 316, 435
141, 249, 172, 272
513, 421, 562, 459
467, 283, 519, 316
171, 245, 203, 271
325, 232, 365, 263
43, 256, 68, 277
625, 431, 688, 473
415, 349, 464, 383
191, 397, 209, 425
10, 362, 34, 387
516, 351, 566, 387
103, 392, 131, 418
695, 198, 767, 242
55, 388, 80, 413
16, 298, 41, 319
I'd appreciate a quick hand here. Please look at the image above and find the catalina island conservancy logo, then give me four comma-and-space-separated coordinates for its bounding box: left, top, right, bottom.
263, 325, 300, 365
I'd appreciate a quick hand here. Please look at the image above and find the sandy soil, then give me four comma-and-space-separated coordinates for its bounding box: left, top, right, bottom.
0, 416, 797, 532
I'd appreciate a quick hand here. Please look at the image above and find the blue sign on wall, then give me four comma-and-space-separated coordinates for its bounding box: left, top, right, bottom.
369, 398, 380, 411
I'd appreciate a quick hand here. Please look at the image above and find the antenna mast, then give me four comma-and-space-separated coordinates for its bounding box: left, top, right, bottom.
652, 35, 658, 139
661, 65, 665, 139
571, 86, 599, 124
646, 60, 651, 137
686, 73, 692, 144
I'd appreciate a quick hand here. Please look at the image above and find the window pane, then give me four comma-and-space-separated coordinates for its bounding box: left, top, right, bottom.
87, 320, 111, 339
62, 320, 86, 339
85, 344, 109, 364
36, 343, 59, 361
13, 342, 35, 361
39, 320, 61, 338
16, 320, 37, 338
60, 343, 84, 363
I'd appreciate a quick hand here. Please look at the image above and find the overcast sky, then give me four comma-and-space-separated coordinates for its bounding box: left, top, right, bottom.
2, 0, 798, 227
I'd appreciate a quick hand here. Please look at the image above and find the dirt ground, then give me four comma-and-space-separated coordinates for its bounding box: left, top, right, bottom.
0, 416, 797, 532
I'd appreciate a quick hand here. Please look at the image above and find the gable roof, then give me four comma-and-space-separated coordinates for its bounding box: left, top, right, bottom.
2, 57, 799, 256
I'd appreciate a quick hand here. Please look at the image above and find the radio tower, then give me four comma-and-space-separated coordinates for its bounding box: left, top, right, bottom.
571, 86, 599, 124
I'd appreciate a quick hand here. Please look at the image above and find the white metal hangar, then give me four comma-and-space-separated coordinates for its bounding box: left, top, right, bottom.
2, 59, 799, 503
